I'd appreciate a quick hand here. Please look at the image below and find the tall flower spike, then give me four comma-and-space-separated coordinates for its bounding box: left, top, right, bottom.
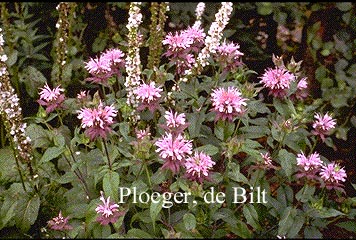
195, 2, 234, 73
125, 2, 143, 123
193, 2, 205, 29
0, 27, 35, 178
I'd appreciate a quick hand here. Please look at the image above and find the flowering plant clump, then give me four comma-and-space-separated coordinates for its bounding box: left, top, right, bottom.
0, 2, 355, 239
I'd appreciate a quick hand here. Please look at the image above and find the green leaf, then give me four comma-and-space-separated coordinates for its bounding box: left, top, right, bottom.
230, 220, 253, 238
6, 49, 18, 67
195, 144, 219, 156
103, 171, 120, 203
0, 198, 17, 230
227, 162, 249, 185
295, 185, 315, 203
313, 208, 345, 218
0, 147, 18, 182
119, 122, 130, 141
278, 149, 296, 179
336, 221, 356, 233
257, 2, 273, 15
243, 204, 261, 230
278, 207, 296, 237
336, 2, 353, 11
150, 194, 163, 225
126, 228, 153, 238
304, 226, 323, 238
16, 194, 40, 232
40, 146, 65, 163
18, 66, 47, 98
187, 112, 205, 138
26, 123, 50, 148
183, 213, 196, 231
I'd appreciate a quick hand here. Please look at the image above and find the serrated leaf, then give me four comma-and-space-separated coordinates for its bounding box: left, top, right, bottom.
243, 204, 261, 230
278, 149, 296, 179
16, 194, 40, 232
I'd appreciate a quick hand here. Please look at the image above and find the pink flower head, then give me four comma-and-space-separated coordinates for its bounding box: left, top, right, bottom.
293, 77, 309, 100
134, 82, 163, 113
260, 67, 295, 98
84, 56, 111, 83
182, 26, 206, 51
136, 127, 151, 140
163, 31, 193, 56
312, 112, 336, 142
101, 48, 125, 77
77, 101, 117, 141
95, 191, 124, 225
260, 152, 273, 166
37, 83, 65, 113
211, 86, 247, 122
320, 162, 347, 191
184, 151, 215, 183
296, 151, 323, 172
155, 133, 193, 174
215, 40, 244, 71
160, 110, 189, 135
47, 211, 73, 231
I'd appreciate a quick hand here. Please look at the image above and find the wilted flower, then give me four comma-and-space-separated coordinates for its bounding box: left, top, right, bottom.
47, 211, 73, 231
184, 151, 215, 183
211, 86, 247, 122
133, 82, 163, 113
312, 112, 336, 142
155, 133, 193, 174
77, 101, 117, 141
259, 67, 295, 98
37, 83, 65, 113
95, 191, 124, 225
320, 162, 347, 191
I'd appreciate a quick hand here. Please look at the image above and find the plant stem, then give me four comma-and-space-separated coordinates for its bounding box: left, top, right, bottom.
14, 151, 27, 192
144, 161, 152, 189
103, 139, 112, 171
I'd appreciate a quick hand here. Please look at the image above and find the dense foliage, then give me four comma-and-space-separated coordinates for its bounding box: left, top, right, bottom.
0, 2, 355, 239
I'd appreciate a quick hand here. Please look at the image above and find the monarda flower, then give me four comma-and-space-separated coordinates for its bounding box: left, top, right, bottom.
211, 86, 247, 122
77, 101, 117, 141
84, 56, 112, 84
95, 191, 125, 225
320, 162, 347, 192
47, 211, 73, 231
259, 67, 295, 98
160, 110, 189, 135
155, 133, 192, 174
133, 82, 163, 113
37, 83, 65, 113
295, 151, 323, 180
311, 112, 336, 142
184, 151, 215, 184
215, 40, 244, 72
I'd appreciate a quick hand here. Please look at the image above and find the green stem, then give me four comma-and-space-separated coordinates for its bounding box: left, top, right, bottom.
103, 139, 112, 171
233, 119, 241, 136
144, 161, 152, 189
14, 152, 27, 192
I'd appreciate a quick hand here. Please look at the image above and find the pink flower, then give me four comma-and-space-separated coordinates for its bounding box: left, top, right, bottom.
184, 151, 215, 183
211, 86, 247, 121
215, 40, 244, 71
47, 211, 73, 231
134, 82, 163, 113
320, 162, 347, 191
260, 67, 295, 98
155, 133, 193, 174
296, 151, 323, 172
261, 152, 273, 166
77, 101, 117, 141
160, 110, 189, 135
163, 31, 193, 56
311, 112, 336, 142
95, 191, 124, 225
293, 77, 309, 101
37, 83, 65, 113
84, 56, 112, 84
182, 26, 206, 51
136, 127, 151, 140
101, 48, 125, 77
